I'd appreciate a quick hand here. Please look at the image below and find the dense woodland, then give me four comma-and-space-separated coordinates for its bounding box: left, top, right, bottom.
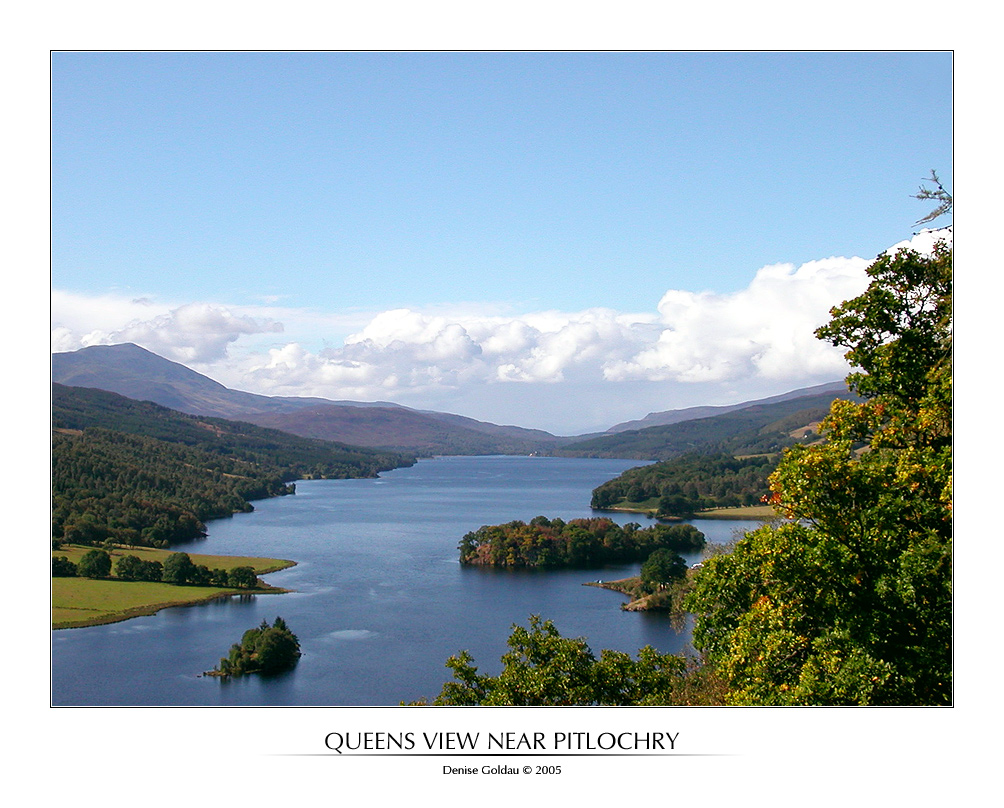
426, 615, 726, 706
52, 384, 414, 548
590, 452, 776, 516
458, 516, 704, 568
552, 393, 840, 460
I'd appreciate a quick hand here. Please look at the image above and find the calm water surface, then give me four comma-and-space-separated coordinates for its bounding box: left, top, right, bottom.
51, 456, 764, 706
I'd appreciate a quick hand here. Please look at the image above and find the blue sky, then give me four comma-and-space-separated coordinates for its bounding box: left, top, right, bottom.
51, 51, 953, 433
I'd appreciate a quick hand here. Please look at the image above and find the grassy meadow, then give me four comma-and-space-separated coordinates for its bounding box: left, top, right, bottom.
601, 501, 777, 520
52, 544, 295, 629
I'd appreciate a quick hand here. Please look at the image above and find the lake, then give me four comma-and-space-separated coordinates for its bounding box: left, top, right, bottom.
51, 455, 765, 706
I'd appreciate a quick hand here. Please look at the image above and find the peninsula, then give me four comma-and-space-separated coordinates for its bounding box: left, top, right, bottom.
51, 544, 295, 629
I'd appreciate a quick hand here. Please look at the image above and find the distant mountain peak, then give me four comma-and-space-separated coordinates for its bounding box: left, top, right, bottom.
603, 381, 849, 434
51, 342, 563, 455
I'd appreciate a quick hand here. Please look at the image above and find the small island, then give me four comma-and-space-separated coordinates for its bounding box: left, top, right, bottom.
458, 516, 704, 568
207, 616, 301, 677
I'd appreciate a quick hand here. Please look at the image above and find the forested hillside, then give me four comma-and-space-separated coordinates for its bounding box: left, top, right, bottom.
52, 384, 415, 547
591, 452, 776, 516
553, 391, 846, 460
52, 343, 565, 455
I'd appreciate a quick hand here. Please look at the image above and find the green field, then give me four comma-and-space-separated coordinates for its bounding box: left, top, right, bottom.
600, 501, 776, 520
693, 505, 777, 519
52, 544, 296, 629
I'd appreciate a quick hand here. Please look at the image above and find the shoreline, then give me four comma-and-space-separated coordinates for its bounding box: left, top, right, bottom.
594, 504, 777, 520
583, 576, 661, 611
52, 578, 293, 630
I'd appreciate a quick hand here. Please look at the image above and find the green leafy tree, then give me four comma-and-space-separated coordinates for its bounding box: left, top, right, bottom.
162, 552, 196, 585
77, 548, 112, 579
429, 615, 723, 706
52, 556, 78, 577
209, 617, 300, 677
657, 493, 698, 518
686, 237, 952, 705
114, 554, 144, 580
640, 548, 687, 593
255, 626, 303, 674
227, 566, 258, 589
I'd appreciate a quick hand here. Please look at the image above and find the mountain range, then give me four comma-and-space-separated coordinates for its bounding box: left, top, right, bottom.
51, 343, 851, 458
602, 381, 849, 433
51, 343, 565, 455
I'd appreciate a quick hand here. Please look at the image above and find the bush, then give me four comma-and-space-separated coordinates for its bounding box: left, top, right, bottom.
52, 555, 78, 577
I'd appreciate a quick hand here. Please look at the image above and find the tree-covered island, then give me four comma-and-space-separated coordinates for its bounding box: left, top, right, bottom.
590, 451, 778, 518
207, 616, 301, 678
458, 516, 704, 569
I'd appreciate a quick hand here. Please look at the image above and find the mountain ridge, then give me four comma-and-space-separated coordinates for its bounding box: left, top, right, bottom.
51, 343, 565, 455
603, 380, 848, 433
52, 342, 851, 457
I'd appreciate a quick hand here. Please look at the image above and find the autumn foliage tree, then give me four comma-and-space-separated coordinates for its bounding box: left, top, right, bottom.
686, 235, 952, 705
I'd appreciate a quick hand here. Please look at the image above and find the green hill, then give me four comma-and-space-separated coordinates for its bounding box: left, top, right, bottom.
52, 343, 564, 455
52, 384, 415, 548
590, 452, 778, 517
553, 390, 850, 461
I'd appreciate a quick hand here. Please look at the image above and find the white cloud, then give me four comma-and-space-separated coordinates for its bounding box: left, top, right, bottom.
886, 225, 953, 257
605, 255, 872, 384
52, 233, 948, 431
52, 293, 283, 364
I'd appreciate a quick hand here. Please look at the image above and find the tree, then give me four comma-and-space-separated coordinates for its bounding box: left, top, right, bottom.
52, 556, 77, 577
686, 236, 952, 705
657, 493, 698, 518
77, 549, 112, 579
912, 169, 952, 225
227, 566, 257, 588
162, 552, 196, 585
640, 548, 687, 593
209, 617, 300, 677
429, 615, 723, 706
114, 554, 144, 580
255, 626, 302, 674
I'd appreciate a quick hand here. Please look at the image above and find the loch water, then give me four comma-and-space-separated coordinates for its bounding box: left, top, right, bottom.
51, 455, 766, 706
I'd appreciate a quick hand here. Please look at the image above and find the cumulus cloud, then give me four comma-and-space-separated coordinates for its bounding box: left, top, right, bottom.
53, 230, 952, 430
97, 302, 283, 364
330, 307, 657, 388
52, 293, 282, 364
50, 253, 873, 407
605, 255, 872, 384
250, 253, 874, 400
